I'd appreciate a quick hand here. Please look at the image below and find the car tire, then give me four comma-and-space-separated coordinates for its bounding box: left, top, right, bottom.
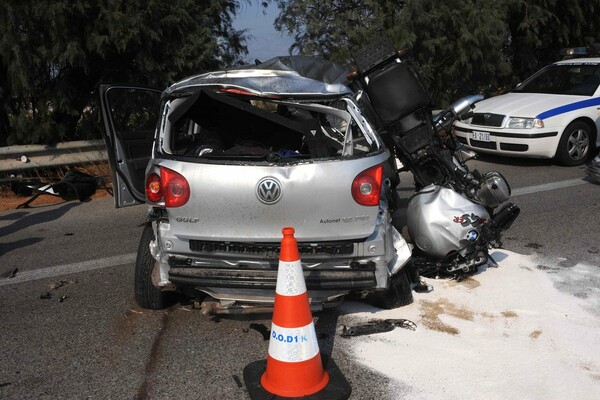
135, 223, 168, 310
555, 121, 594, 166
376, 269, 414, 309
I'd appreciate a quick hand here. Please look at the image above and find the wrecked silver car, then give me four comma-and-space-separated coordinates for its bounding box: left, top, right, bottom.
99, 57, 414, 312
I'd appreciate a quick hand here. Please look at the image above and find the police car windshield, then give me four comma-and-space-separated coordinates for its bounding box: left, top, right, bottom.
514, 64, 600, 96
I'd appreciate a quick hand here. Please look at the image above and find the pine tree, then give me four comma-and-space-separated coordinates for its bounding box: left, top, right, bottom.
274, 0, 600, 107
0, 0, 249, 145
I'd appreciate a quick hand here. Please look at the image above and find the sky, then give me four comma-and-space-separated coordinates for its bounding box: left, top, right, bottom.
232, 2, 294, 64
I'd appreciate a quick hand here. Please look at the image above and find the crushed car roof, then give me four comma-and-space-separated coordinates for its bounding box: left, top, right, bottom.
165, 56, 353, 98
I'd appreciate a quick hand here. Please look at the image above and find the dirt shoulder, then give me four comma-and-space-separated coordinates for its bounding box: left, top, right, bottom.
0, 190, 113, 212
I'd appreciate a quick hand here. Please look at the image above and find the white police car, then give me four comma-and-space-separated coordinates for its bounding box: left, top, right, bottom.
455, 49, 600, 166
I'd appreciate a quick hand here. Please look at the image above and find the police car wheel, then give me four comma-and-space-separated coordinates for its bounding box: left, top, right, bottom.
556, 121, 593, 166
135, 223, 169, 310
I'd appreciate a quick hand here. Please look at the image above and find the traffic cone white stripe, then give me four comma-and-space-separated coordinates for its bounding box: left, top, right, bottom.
267, 321, 320, 363
275, 259, 307, 296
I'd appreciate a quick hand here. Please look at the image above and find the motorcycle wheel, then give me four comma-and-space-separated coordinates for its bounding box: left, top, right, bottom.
135, 222, 169, 310
376, 269, 414, 309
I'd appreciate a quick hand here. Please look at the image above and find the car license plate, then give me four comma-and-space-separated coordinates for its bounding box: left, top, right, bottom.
471, 130, 491, 142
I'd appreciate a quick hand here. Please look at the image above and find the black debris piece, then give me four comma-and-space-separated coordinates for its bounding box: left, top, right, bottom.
341, 320, 395, 337
386, 318, 417, 331
232, 374, 243, 388
413, 279, 433, 293
49, 279, 73, 290
59, 294, 69, 303
6, 268, 18, 279
341, 318, 417, 337
40, 292, 53, 300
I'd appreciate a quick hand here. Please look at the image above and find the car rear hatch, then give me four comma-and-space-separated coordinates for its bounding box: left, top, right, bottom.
156, 87, 387, 242
158, 156, 386, 242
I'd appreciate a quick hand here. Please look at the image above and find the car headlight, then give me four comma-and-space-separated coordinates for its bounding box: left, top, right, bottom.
506, 117, 544, 129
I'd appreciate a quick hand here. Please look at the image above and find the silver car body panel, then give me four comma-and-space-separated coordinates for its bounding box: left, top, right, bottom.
155, 95, 387, 241
155, 155, 387, 241
165, 56, 352, 98
165, 70, 352, 98
407, 185, 491, 259
152, 201, 410, 304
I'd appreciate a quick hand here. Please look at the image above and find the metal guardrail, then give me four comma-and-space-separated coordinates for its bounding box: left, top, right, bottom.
0, 140, 108, 174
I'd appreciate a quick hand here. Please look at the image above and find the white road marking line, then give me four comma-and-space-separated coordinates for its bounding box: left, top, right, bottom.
0, 253, 137, 286
511, 178, 592, 197
1, 179, 593, 286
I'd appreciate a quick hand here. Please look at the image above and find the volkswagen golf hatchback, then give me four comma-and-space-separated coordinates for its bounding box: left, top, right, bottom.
100, 57, 413, 313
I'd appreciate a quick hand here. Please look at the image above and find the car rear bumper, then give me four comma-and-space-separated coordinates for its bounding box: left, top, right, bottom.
152, 217, 398, 304
167, 258, 377, 304
454, 125, 560, 158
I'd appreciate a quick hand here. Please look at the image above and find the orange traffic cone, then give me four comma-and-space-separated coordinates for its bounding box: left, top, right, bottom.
243, 227, 351, 399
260, 226, 328, 396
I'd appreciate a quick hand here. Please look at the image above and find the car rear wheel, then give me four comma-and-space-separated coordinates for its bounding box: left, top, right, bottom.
376, 269, 414, 309
135, 223, 168, 310
555, 121, 593, 166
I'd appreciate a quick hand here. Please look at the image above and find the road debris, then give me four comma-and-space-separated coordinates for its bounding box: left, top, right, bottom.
5, 268, 18, 279
232, 374, 243, 388
341, 319, 417, 337
59, 294, 69, 303
386, 319, 417, 331
49, 279, 76, 290
40, 292, 52, 300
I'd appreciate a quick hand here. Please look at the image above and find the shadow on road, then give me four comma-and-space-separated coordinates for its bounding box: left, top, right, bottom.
0, 211, 29, 222
474, 153, 556, 168
0, 237, 44, 258
0, 202, 80, 256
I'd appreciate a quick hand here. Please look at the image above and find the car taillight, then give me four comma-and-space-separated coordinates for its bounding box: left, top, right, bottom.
160, 167, 190, 207
145, 173, 162, 203
352, 165, 383, 206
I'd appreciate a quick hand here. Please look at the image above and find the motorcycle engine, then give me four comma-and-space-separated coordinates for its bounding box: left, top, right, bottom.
407, 185, 490, 259
474, 171, 511, 209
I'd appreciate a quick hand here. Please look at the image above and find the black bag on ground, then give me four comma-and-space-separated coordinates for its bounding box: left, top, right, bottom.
54, 170, 98, 201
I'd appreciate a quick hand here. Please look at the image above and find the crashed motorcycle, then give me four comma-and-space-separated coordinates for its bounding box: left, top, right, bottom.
348, 38, 520, 278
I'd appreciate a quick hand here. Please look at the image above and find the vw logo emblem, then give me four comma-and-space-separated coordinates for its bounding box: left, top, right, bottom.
256, 177, 282, 204
483, 113, 491, 120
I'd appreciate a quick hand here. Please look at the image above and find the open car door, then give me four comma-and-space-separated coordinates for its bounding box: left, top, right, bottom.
99, 85, 162, 207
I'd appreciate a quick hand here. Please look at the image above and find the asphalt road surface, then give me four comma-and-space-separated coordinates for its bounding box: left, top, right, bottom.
1, 154, 598, 399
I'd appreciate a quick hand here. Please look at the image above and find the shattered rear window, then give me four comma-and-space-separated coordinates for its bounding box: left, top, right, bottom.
159, 89, 379, 161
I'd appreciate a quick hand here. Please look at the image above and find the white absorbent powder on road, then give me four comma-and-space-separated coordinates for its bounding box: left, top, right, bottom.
339, 250, 600, 400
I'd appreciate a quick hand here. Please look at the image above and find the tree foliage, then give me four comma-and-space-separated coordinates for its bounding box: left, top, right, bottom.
0, 0, 249, 146
274, 0, 600, 107
508, 0, 600, 78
